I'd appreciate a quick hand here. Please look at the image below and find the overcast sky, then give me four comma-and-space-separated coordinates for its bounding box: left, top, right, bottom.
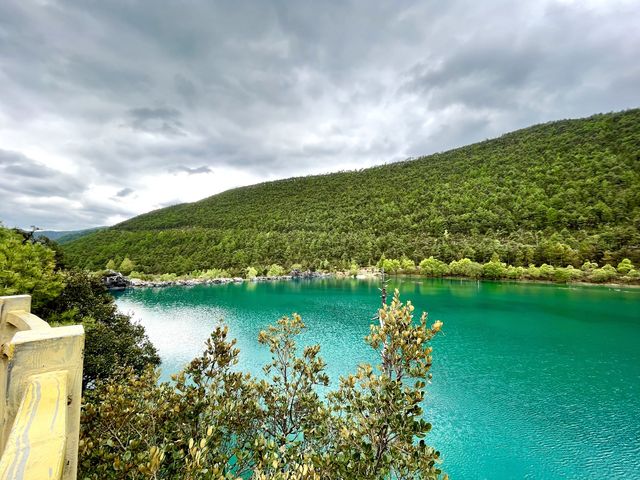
1, 0, 639, 230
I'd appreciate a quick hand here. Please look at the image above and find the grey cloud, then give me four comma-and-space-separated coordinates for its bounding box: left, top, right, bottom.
173, 166, 212, 175
0, 193, 134, 231
79, 199, 133, 218
400, 1, 640, 119
0, 150, 133, 229
0, 150, 85, 197
0, 0, 638, 229
116, 187, 134, 197
126, 107, 185, 135
174, 74, 198, 106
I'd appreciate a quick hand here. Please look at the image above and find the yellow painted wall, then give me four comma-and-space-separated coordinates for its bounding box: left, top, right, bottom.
0, 296, 84, 480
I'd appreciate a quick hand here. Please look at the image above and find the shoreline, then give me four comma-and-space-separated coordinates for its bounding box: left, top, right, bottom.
130, 272, 333, 288
104, 270, 639, 291
413, 275, 640, 290
104, 270, 333, 290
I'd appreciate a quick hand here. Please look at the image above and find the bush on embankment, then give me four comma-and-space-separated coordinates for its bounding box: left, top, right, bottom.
380, 255, 639, 284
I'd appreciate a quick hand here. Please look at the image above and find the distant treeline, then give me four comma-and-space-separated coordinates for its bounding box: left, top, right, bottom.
108, 254, 638, 285
63, 109, 640, 274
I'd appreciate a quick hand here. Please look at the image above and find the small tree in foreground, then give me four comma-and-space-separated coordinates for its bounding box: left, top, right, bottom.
326, 290, 444, 479
79, 290, 445, 479
0, 228, 65, 308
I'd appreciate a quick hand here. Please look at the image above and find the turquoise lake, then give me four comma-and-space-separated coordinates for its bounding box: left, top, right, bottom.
114, 278, 640, 479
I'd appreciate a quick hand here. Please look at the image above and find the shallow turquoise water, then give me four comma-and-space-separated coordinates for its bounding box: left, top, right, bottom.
114, 278, 640, 479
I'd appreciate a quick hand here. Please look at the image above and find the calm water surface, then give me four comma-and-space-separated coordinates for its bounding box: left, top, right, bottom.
114, 278, 640, 479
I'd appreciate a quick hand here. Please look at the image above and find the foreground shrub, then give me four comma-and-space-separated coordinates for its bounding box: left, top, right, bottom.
158, 272, 179, 282
79, 291, 446, 479
538, 264, 556, 281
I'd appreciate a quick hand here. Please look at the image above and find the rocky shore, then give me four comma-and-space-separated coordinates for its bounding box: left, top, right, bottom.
101, 268, 634, 291
102, 269, 334, 290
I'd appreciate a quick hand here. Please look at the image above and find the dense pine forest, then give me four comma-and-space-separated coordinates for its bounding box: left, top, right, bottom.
63, 109, 640, 275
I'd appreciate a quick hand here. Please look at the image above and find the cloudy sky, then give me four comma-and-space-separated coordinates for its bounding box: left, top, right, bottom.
1, 0, 639, 230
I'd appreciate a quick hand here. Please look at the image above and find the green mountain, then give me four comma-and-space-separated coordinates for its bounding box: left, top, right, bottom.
36, 227, 106, 244
64, 109, 640, 274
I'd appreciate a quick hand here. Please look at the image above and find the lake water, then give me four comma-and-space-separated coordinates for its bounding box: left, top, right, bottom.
114, 278, 640, 479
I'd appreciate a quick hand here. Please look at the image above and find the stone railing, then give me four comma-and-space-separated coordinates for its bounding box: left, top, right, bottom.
0, 295, 84, 480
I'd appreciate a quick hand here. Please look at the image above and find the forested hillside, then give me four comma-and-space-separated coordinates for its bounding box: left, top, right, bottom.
36, 227, 105, 244
64, 109, 640, 275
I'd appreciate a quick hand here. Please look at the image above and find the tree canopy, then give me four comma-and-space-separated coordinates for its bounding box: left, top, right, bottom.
0, 228, 65, 308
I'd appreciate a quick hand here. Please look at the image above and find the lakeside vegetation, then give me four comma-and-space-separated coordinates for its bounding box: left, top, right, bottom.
103, 253, 639, 286
380, 255, 638, 284
63, 109, 640, 275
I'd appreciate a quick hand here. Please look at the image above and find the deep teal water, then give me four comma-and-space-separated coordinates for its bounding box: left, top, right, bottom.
114, 278, 640, 479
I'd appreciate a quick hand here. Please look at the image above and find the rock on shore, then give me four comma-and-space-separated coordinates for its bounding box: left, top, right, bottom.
102, 270, 131, 290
